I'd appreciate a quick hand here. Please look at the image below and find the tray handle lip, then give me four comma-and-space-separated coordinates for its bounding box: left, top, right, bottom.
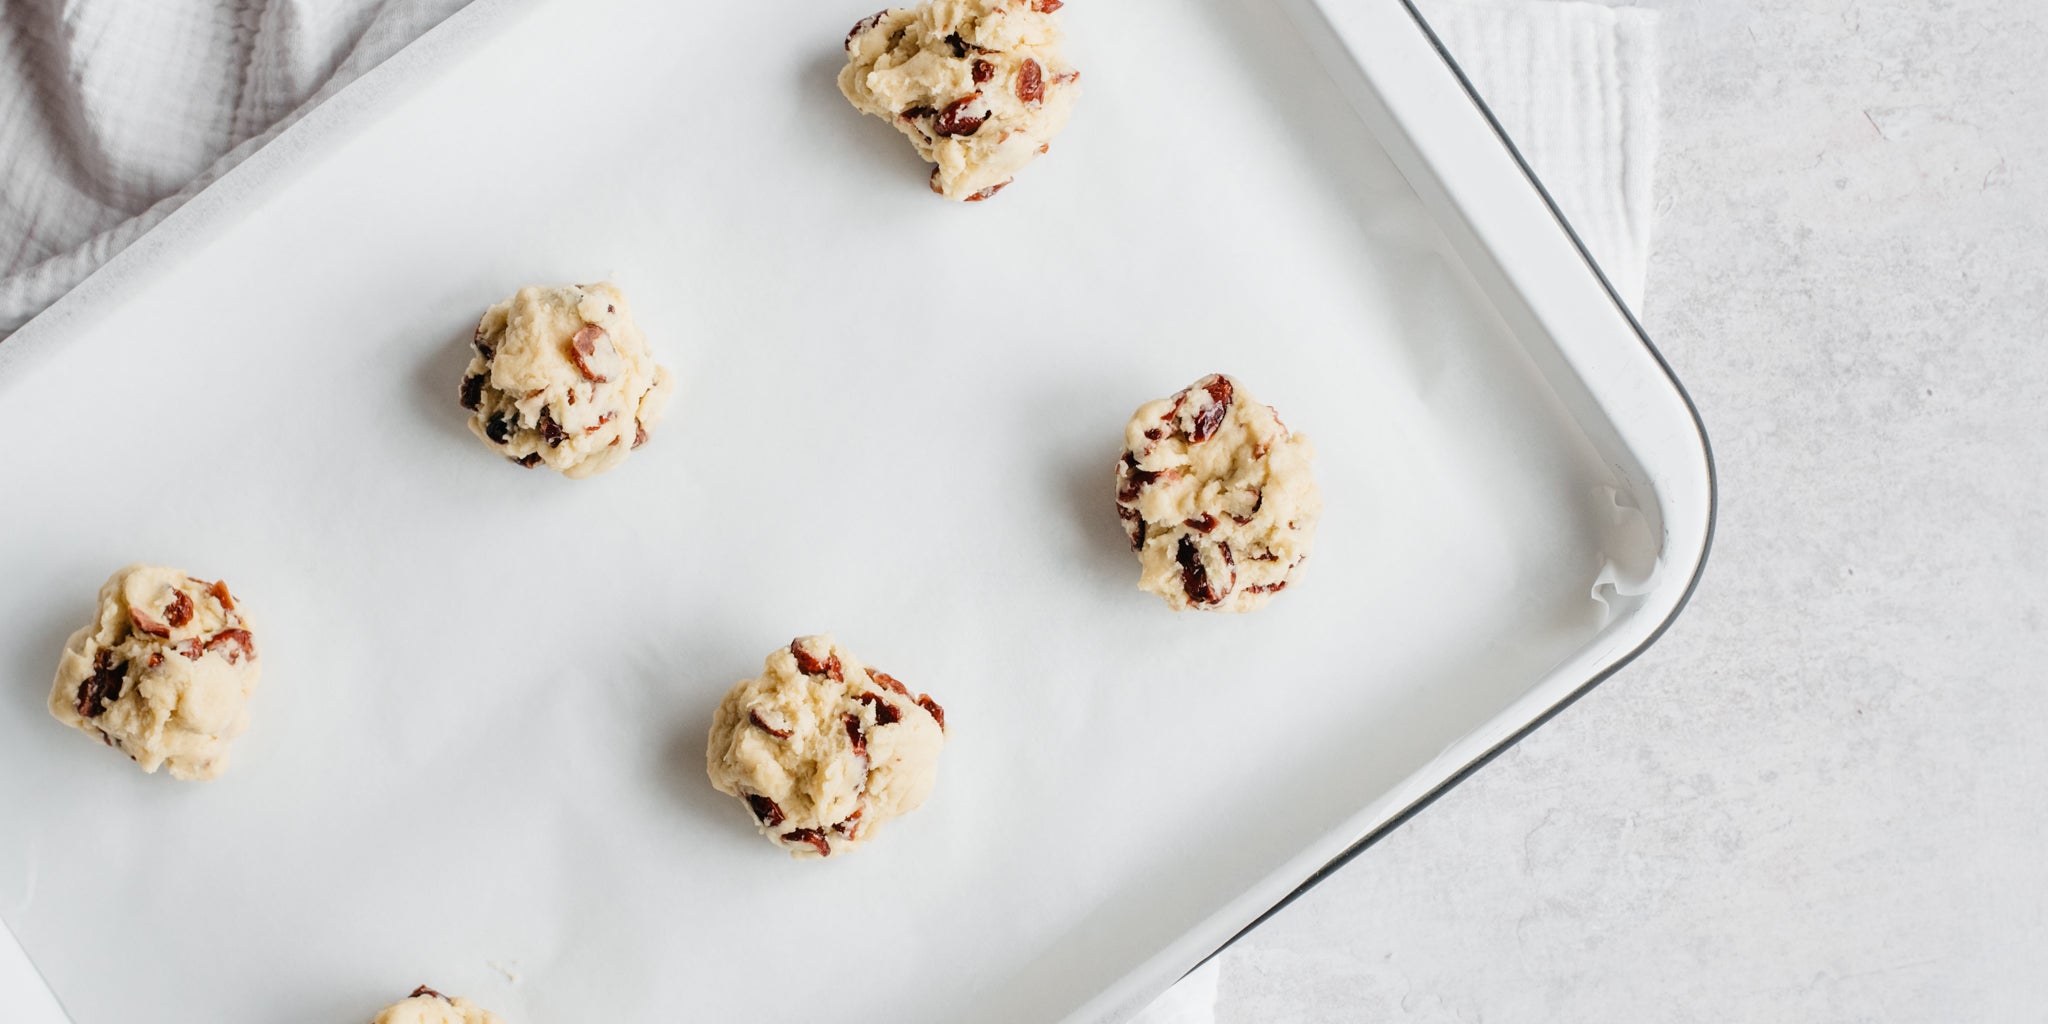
1185, 0, 1720, 977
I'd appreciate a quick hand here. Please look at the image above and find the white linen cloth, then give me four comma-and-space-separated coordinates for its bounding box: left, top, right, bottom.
0, 0, 1656, 1020
1416, 0, 1660, 308
0, 0, 468, 335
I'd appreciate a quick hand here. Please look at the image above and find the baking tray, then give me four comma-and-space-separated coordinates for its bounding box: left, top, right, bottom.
0, 0, 1713, 1021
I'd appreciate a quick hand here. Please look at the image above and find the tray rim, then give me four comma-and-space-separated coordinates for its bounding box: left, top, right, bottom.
1092, 0, 1719, 1017
0, 0, 1716, 1020
1211, 0, 1721, 942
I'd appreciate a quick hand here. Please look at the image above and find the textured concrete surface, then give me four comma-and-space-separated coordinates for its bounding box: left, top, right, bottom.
1217, 1, 2048, 1020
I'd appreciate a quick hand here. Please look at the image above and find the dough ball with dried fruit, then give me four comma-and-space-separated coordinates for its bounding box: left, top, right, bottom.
839, 0, 1080, 201
1116, 374, 1322, 613
371, 986, 503, 1024
706, 635, 947, 858
47, 564, 261, 780
460, 281, 675, 479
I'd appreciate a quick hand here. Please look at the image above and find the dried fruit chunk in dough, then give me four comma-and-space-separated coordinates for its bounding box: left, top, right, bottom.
47, 564, 261, 780
462, 281, 674, 479
706, 635, 947, 858
839, 0, 1081, 201
371, 986, 504, 1024
1115, 374, 1323, 612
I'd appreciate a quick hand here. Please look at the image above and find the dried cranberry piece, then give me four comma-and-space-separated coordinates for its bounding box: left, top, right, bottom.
205, 628, 256, 665
147, 652, 163, 668
790, 641, 826, 674
131, 606, 170, 638
584, 411, 616, 434
409, 986, 448, 1002
972, 59, 995, 83
538, 408, 567, 448
916, 694, 947, 731
790, 640, 844, 681
1177, 535, 1234, 606
163, 588, 194, 628
945, 32, 972, 58
515, 453, 545, 468
899, 104, 937, 121
1179, 375, 1235, 442
869, 670, 910, 696
748, 794, 786, 827
75, 650, 125, 718
176, 638, 205, 660
832, 804, 866, 837
1244, 581, 1289, 595
1118, 505, 1146, 550
854, 692, 903, 725
963, 179, 1011, 201
1117, 452, 1177, 503
1033, 0, 1064, 11
846, 10, 888, 49
782, 828, 832, 857
568, 324, 610, 383
472, 320, 495, 358
748, 708, 793, 739
459, 374, 486, 411
844, 713, 867, 757
1184, 513, 1219, 534
633, 422, 649, 449
484, 411, 515, 445
934, 94, 987, 137
1016, 58, 1044, 103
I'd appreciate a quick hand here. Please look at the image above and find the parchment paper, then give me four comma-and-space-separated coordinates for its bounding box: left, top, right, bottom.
0, 1, 1643, 1020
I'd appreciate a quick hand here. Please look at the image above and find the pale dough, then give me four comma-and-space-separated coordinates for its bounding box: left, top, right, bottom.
1115, 374, 1322, 612
706, 635, 947, 858
461, 282, 675, 478
47, 564, 261, 780
371, 987, 503, 1024
839, 0, 1080, 201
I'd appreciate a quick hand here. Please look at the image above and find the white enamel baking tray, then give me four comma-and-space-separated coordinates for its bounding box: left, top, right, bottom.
0, 0, 1713, 1021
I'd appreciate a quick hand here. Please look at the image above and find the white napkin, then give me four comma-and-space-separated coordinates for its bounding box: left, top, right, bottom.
0, 0, 1656, 1020
1414, 0, 1660, 308
1134, 3, 1657, 1021
0, 0, 468, 335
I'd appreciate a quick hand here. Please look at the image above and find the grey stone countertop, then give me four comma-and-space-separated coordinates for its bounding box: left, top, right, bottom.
1215, 1, 2048, 1020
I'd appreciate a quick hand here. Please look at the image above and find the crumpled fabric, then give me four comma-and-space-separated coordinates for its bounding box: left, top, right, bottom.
0, 0, 469, 335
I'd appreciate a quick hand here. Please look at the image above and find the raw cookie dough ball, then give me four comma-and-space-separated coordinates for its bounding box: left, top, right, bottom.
372, 986, 503, 1024
839, 0, 1080, 201
47, 565, 260, 780
706, 635, 947, 858
1115, 374, 1322, 613
460, 282, 675, 479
